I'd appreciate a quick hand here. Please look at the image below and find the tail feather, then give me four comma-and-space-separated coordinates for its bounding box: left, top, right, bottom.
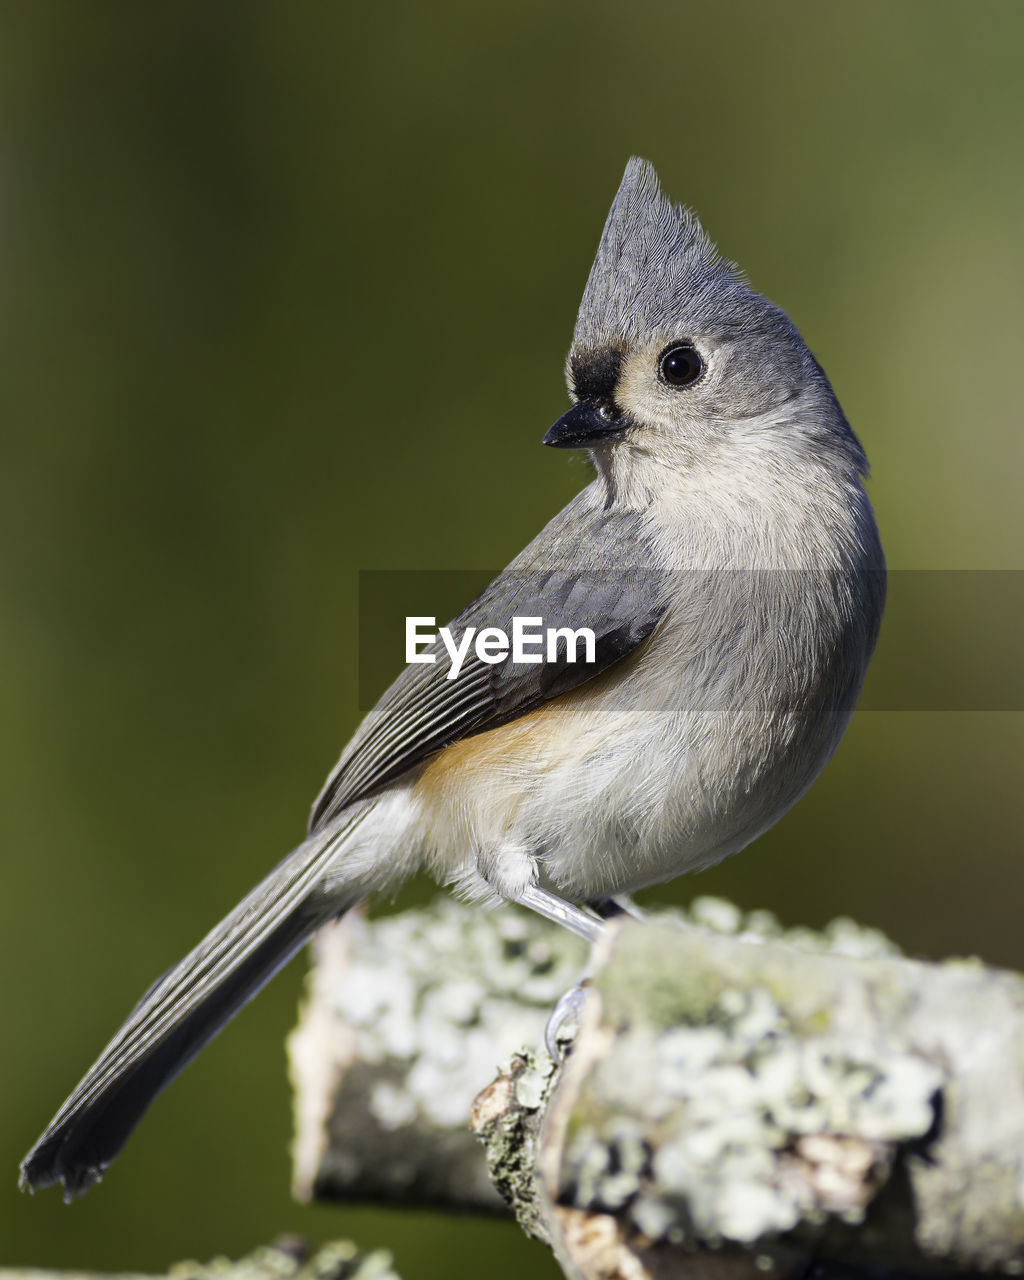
20, 822, 360, 1199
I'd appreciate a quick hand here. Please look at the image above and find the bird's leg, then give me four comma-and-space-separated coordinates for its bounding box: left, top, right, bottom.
503, 884, 610, 1060
588, 893, 645, 922
538, 899, 645, 1055
511, 883, 604, 943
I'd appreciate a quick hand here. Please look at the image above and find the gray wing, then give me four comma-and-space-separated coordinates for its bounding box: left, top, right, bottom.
309, 485, 668, 831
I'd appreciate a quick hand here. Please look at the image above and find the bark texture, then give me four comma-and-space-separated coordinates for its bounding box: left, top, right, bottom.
287, 899, 587, 1210
0, 1240, 401, 1280
293, 897, 1024, 1279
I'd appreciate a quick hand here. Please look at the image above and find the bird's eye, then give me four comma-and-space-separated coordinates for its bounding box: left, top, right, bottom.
659, 343, 704, 388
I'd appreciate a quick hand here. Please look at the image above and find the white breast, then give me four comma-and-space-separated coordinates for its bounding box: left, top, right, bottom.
403, 447, 882, 905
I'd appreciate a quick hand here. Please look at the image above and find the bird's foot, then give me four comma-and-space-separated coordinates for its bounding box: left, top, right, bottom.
545, 978, 592, 1062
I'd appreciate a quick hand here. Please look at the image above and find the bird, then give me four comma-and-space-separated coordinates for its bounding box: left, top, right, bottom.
20, 156, 885, 1199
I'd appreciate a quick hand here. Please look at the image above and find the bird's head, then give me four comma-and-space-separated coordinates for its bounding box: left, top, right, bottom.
546, 158, 863, 482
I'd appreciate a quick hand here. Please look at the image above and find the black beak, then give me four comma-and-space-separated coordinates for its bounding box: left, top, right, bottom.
542, 401, 630, 449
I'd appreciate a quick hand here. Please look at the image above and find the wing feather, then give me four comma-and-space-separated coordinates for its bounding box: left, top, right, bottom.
310, 485, 668, 830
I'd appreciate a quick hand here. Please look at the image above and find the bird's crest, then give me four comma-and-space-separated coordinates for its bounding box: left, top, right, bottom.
574, 157, 741, 348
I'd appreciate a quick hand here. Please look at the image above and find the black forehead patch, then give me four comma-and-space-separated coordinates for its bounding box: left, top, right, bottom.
570, 345, 624, 403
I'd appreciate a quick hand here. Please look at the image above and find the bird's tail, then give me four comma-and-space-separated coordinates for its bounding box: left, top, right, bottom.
20, 814, 364, 1200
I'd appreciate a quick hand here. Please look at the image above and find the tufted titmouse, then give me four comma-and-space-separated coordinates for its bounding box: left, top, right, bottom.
21, 158, 885, 1198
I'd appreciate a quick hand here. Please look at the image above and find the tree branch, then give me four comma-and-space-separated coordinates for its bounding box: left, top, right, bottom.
291, 897, 1024, 1279
0, 1240, 402, 1280
287, 898, 586, 1211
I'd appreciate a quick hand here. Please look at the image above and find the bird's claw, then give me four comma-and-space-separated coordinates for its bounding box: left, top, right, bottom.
545, 978, 591, 1062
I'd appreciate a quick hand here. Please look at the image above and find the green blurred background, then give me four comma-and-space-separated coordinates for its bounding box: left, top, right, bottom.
1, 1, 1021, 1274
